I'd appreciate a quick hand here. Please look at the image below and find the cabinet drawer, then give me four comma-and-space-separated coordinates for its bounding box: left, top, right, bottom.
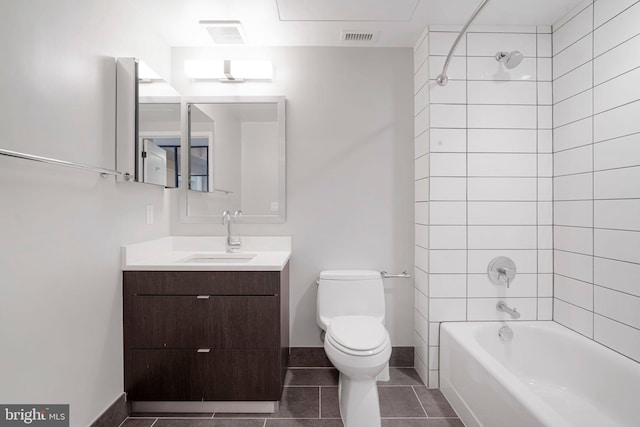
131, 295, 279, 348
129, 349, 281, 401
124, 271, 280, 295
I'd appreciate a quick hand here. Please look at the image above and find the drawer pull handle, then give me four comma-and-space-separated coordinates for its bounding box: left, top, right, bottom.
196, 295, 210, 299
197, 348, 211, 353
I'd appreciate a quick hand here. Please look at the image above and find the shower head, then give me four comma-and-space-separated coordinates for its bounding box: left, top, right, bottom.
496, 50, 524, 69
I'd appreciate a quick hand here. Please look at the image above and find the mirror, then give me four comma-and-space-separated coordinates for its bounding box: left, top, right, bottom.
181, 97, 286, 224
138, 103, 181, 188
116, 57, 181, 187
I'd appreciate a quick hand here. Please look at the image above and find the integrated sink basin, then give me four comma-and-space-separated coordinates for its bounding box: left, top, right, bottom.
179, 253, 257, 264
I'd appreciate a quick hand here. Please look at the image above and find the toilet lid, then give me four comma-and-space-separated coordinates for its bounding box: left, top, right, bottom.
327, 315, 387, 351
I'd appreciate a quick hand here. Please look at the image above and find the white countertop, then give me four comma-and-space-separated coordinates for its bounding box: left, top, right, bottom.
122, 236, 291, 271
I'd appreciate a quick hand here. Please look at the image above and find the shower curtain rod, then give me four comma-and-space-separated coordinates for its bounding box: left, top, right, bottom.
436, 0, 492, 86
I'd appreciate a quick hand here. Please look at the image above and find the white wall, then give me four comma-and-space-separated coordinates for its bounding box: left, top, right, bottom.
552, 0, 640, 363
0, 1, 171, 425
170, 46, 415, 347
420, 24, 554, 388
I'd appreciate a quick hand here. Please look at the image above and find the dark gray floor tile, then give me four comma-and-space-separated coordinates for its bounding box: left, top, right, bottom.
412, 387, 458, 418
379, 368, 424, 386
320, 387, 340, 419
132, 414, 213, 418
155, 420, 264, 427
389, 347, 415, 367
215, 387, 320, 419
210, 421, 267, 427
382, 419, 464, 427
378, 386, 427, 418
289, 347, 333, 367
285, 368, 339, 386
121, 419, 157, 427
153, 420, 214, 427
266, 420, 344, 427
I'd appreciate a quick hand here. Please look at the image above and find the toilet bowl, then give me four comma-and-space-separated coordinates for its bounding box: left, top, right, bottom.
316, 270, 392, 427
324, 315, 392, 427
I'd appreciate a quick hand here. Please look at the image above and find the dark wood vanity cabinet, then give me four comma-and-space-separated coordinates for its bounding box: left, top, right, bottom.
123, 264, 289, 402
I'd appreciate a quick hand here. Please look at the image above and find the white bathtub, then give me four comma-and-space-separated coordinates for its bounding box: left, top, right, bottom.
440, 321, 640, 427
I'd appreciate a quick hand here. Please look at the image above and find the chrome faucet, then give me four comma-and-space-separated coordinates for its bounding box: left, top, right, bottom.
496, 301, 521, 319
222, 210, 242, 252
497, 267, 512, 288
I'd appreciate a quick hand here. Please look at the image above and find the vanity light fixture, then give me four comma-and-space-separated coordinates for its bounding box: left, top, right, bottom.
184, 59, 273, 82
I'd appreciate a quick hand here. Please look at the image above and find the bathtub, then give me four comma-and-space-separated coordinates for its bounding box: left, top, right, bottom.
440, 321, 640, 427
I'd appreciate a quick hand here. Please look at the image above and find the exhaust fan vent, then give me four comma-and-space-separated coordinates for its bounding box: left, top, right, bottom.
341, 31, 377, 42
200, 20, 246, 44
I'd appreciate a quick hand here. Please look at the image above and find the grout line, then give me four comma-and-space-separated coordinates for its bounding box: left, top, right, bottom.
411, 385, 429, 418
591, 2, 597, 337
318, 386, 322, 419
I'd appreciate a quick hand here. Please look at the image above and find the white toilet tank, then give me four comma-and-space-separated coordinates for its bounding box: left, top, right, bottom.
316, 270, 385, 331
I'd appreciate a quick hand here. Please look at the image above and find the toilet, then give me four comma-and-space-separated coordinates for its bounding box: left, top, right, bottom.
316, 270, 392, 427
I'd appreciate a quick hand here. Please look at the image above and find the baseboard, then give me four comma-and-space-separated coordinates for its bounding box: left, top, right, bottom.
88, 393, 128, 427
289, 346, 414, 368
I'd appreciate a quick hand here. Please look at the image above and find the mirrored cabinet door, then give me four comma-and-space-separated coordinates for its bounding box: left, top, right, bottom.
116, 57, 181, 188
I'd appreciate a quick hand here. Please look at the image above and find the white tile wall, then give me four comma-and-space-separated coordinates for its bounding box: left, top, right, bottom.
594, 67, 640, 114
554, 145, 592, 176
553, 1, 640, 363
593, 34, 640, 85
594, 134, 640, 171
430, 128, 466, 152
468, 129, 538, 152
553, 62, 592, 103
593, 100, 640, 142
593, 1, 640, 56
554, 173, 592, 200
422, 26, 554, 387
594, 315, 640, 363
594, 199, 640, 231
553, 34, 592, 79
553, 4, 592, 55
468, 178, 537, 200
554, 117, 593, 152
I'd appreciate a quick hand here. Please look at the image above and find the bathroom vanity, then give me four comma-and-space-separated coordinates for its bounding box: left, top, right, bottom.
121, 236, 291, 413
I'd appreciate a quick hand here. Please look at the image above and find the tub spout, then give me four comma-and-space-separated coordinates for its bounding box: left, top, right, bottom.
497, 301, 521, 319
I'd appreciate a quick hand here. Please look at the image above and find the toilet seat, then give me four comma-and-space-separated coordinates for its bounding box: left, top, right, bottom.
327, 315, 390, 356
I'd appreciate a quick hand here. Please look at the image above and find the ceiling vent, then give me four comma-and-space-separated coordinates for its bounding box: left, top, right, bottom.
200, 21, 246, 44
341, 31, 377, 42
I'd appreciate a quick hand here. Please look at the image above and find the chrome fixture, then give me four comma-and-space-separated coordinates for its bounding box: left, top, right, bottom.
496, 50, 524, 69
0, 148, 126, 179
498, 325, 514, 342
497, 301, 521, 320
436, 0, 492, 86
380, 270, 412, 279
222, 210, 242, 252
488, 256, 517, 288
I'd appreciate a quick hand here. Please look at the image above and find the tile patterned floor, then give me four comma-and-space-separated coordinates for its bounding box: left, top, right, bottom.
122, 368, 464, 427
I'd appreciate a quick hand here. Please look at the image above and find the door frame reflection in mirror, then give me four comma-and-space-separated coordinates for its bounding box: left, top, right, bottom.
178, 96, 286, 224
